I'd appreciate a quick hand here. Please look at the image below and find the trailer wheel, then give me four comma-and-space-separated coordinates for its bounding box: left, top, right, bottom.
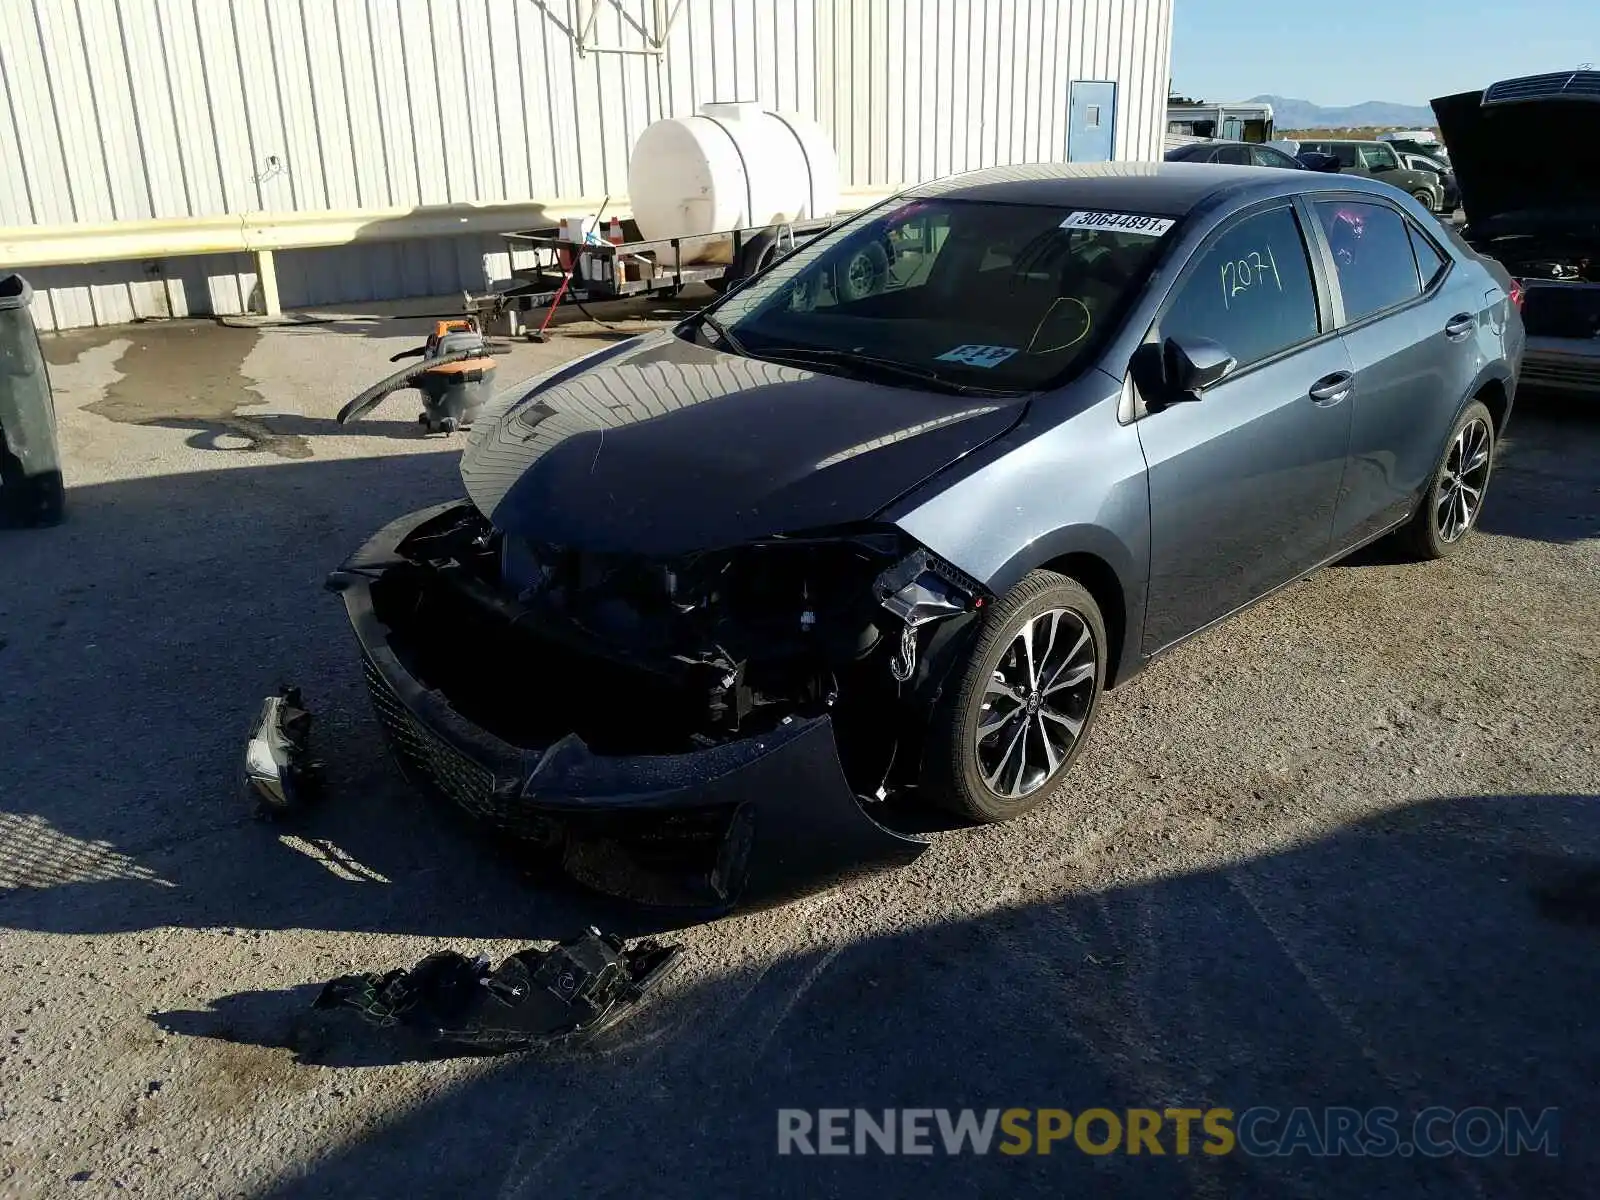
836, 240, 890, 302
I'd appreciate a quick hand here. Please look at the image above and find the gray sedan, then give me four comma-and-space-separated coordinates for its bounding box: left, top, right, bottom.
329, 162, 1525, 909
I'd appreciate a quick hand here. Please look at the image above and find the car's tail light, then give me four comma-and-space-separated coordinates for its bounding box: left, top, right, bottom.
1508, 278, 1526, 310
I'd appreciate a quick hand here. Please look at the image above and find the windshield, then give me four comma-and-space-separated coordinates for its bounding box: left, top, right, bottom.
699, 197, 1179, 392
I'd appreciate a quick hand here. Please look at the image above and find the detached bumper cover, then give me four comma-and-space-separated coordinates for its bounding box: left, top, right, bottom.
314, 930, 680, 1052
327, 502, 927, 911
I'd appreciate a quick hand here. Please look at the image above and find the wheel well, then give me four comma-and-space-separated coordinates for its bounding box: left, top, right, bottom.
1041, 552, 1128, 684
1476, 379, 1510, 434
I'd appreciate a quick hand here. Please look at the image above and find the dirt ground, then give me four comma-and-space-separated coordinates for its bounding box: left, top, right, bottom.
1, 295, 1597, 1199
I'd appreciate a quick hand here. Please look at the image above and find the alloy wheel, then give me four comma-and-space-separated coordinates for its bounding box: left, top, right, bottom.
1436, 417, 1492, 543
974, 608, 1097, 799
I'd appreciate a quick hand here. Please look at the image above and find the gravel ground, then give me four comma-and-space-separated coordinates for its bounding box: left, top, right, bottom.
1, 298, 1597, 1199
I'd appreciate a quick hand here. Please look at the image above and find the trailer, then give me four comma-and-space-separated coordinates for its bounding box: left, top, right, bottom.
466, 216, 838, 341
1166, 101, 1276, 144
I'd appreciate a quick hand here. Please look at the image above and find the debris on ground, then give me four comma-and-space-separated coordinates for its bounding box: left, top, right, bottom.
312, 929, 681, 1052
242, 686, 323, 816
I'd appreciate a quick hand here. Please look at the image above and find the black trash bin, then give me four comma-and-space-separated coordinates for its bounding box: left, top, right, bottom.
0, 274, 64, 527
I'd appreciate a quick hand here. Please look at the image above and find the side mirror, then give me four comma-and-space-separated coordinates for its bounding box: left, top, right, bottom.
1130, 336, 1236, 409
1163, 336, 1236, 400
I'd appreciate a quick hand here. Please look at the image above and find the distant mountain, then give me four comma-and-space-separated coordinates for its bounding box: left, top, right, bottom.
1246, 94, 1437, 131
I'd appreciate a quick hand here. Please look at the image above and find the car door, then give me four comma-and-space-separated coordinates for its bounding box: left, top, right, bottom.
1307, 197, 1485, 547
1135, 201, 1354, 653
1327, 144, 1366, 176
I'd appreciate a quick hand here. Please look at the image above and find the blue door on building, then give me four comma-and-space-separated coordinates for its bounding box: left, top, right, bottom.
1068, 81, 1118, 162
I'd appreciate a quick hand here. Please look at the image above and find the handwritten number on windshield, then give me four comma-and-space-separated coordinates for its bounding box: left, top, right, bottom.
1220, 245, 1283, 308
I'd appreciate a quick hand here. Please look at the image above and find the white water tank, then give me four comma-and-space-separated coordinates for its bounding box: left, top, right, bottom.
627, 102, 841, 258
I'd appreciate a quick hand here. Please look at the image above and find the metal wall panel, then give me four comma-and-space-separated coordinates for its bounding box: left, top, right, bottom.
4, 0, 1173, 330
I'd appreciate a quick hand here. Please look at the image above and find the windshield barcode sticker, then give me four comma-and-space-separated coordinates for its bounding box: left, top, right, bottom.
935, 344, 1019, 369
1060, 211, 1175, 236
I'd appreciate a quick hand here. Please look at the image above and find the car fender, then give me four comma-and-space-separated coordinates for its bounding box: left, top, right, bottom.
1402, 357, 1518, 521
883, 384, 1151, 687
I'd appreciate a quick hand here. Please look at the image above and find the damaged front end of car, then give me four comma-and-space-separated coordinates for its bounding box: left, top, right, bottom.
327, 500, 993, 911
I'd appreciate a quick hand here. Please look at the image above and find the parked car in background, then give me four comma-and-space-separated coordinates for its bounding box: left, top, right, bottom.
1164, 139, 1307, 168
1296, 151, 1342, 173
1264, 139, 1341, 173
1397, 151, 1461, 212
1434, 70, 1600, 394
1294, 139, 1447, 212
1378, 130, 1452, 164
326, 162, 1524, 910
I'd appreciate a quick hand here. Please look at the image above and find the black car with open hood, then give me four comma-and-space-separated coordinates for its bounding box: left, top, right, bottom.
1433, 71, 1600, 393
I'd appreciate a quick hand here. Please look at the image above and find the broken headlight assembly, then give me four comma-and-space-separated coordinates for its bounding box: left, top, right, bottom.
871, 546, 986, 683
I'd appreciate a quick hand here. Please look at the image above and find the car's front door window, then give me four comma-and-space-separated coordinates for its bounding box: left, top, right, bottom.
1359, 145, 1400, 171
1156, 206, 1322, 370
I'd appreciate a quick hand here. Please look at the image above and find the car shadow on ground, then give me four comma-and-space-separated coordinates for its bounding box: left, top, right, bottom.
1335, 389, 1600, 567
3, 387, 1596, 948
0, 449, 685, 945
184, 791, 1599, 1199
1473, 390, 1600, 545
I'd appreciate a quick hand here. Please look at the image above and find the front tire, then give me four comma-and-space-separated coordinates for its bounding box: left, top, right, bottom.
922, 571, 1106, 823
1411, 188, 1437, 212
1394, 399, 1495, 560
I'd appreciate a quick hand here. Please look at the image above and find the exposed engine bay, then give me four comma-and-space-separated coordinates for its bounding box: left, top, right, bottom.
369, 502, 987, 798
1476, 235, 1600, 339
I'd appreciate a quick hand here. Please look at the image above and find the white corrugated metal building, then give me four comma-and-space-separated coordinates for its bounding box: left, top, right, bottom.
0, 0, 1174, 331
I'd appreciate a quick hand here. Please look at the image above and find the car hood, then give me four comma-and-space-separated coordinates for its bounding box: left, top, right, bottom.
460, 332, 1028, 555
1432, 75, 1600, 234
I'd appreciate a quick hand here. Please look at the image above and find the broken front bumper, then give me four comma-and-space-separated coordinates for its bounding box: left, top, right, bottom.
326, 502, 927, 912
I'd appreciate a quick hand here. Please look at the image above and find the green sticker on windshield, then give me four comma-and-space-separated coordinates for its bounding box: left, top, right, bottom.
935, 344, 1019, 369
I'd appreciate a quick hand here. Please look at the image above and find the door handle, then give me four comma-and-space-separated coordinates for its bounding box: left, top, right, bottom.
1444, 313, 1475, 340
1308, 371, 1353, 406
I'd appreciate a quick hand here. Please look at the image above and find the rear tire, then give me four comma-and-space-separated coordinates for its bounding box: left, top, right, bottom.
1393, 399, 1495, 560
922, 571, 1107, 823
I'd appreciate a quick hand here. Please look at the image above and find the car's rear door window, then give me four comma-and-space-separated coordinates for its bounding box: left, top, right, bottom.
1157, 205, 1321, 368
1313, 200, 1424, 321
1214, 144, 1252, 165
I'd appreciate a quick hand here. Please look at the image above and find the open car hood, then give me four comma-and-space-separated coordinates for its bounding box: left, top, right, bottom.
460, 331, 1027, 555
1432, 72, 1600, 235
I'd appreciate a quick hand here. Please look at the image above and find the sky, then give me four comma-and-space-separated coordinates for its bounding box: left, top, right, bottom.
1170, 0, 1600, 106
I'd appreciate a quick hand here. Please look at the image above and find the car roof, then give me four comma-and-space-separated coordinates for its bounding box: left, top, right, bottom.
904, 160, 1394, 218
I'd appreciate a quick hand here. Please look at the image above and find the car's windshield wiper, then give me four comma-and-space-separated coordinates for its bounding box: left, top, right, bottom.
694, 310, 748, 357
749, 345, 1021, 396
